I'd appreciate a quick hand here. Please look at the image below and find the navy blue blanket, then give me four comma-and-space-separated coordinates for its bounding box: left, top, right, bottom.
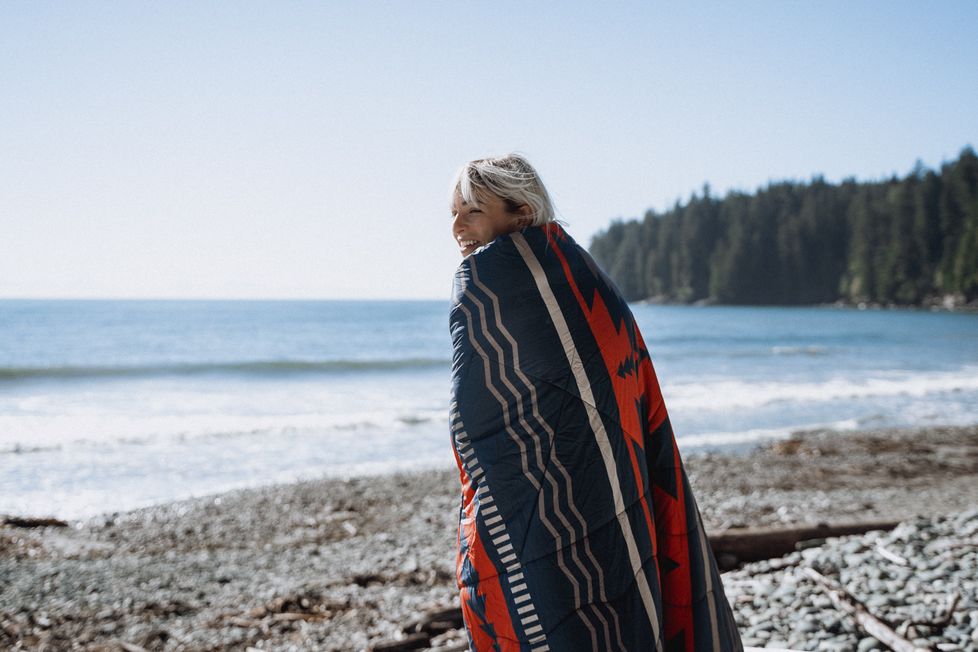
449, 223, 742, 651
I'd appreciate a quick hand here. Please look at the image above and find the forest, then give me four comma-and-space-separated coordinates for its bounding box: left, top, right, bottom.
588, 147, 978, 306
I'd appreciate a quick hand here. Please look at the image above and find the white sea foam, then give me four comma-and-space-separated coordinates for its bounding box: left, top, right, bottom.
0, 374, 449, 452
677, 419, 863, 450
1, 439, 456, 520
665, 366, 978, 412
0, 404, 457, 520
770, 345, 830, 356
0, 409, 448, 453
3, 300, 978, 519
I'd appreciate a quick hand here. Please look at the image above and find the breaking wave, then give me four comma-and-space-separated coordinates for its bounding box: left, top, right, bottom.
0, 358, 449, 382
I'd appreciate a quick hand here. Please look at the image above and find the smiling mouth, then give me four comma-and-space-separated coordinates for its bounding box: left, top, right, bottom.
458, 239, 481, 253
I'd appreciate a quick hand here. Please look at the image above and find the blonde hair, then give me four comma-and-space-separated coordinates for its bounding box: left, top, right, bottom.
450, 153, 557, 226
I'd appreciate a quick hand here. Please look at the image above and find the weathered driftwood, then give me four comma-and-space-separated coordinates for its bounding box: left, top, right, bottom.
372, 521, 904, 650
118, 643, 151, 652
710, 520, 900, 570
802, 567, 934, 652
874, 539, 910, 566
403, 606, 465, 635
369, 632, 431, 651
936, 591, 961, 628
368, 606, 468, 651
2, 516, 69, 528
911, 591, 960, 630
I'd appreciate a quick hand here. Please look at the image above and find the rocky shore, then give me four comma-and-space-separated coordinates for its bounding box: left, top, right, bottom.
726, 508, 978, 650
2, 424, 977, 651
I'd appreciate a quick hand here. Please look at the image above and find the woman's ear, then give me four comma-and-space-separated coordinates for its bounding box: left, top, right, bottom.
515, 205, 533, 228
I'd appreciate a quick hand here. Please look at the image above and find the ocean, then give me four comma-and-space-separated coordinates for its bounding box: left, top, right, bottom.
2, 299, 977, 520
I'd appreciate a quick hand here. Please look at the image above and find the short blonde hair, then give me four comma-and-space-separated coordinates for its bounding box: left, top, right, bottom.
450, 153, 557, 226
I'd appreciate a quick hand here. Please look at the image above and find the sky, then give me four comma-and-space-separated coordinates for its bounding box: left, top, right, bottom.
2, 1, 976, 300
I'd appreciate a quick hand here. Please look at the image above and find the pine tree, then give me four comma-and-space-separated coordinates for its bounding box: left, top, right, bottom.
590, 147, 978, 305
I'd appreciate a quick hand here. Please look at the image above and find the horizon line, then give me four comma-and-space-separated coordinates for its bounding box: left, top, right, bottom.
0, 295, 451, 302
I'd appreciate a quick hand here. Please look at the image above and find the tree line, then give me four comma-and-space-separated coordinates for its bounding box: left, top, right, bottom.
588, 147, 978, 306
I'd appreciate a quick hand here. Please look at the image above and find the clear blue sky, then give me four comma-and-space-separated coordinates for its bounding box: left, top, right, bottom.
2, 1, 976, 299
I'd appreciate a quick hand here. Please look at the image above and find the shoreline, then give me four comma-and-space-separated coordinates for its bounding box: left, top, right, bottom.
635, 295, 978, 312
3, 423, 978, 650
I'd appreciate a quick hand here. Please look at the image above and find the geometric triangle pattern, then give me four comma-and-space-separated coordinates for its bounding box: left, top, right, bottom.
451, 223, 744, 650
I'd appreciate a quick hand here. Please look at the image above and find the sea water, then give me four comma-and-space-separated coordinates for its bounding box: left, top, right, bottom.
1, 299, 977, 519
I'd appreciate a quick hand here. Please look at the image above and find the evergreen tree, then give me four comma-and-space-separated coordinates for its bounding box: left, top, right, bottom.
609, 226, 645, 300
589, 147, 978, 306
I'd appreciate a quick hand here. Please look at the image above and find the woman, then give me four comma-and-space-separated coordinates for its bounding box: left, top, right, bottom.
449, 154, 743, 651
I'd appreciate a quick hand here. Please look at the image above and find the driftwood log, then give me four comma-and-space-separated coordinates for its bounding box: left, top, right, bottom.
368, 606, 467, 651
2, 516, 69, 528
370, 632, 435, 651
710, 519, 900, 570
802, 567, 934, 652
370, 521, 900, 650
402, 606, 466, 635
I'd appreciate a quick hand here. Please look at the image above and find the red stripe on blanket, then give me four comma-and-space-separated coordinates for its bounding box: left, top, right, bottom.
545, 225, 698, 646
456, 458, 520, 648
657, 439, 696, 650
545, 223, 658, 545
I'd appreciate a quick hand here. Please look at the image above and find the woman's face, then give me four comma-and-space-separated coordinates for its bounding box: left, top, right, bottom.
451, 192, 527, 257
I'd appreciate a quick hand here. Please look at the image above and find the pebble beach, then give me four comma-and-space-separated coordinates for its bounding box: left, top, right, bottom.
3, 424, 978, 651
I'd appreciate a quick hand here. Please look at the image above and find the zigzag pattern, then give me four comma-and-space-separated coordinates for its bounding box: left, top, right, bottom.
450, 223, 743, 651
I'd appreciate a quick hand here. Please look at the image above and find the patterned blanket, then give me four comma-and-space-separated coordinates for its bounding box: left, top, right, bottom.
449, 223, 743, 651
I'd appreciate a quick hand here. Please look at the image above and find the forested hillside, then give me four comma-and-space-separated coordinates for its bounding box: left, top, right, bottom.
589, 147, 978, 306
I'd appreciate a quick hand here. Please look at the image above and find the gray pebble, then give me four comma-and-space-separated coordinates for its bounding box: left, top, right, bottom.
856, 637, 880, 652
